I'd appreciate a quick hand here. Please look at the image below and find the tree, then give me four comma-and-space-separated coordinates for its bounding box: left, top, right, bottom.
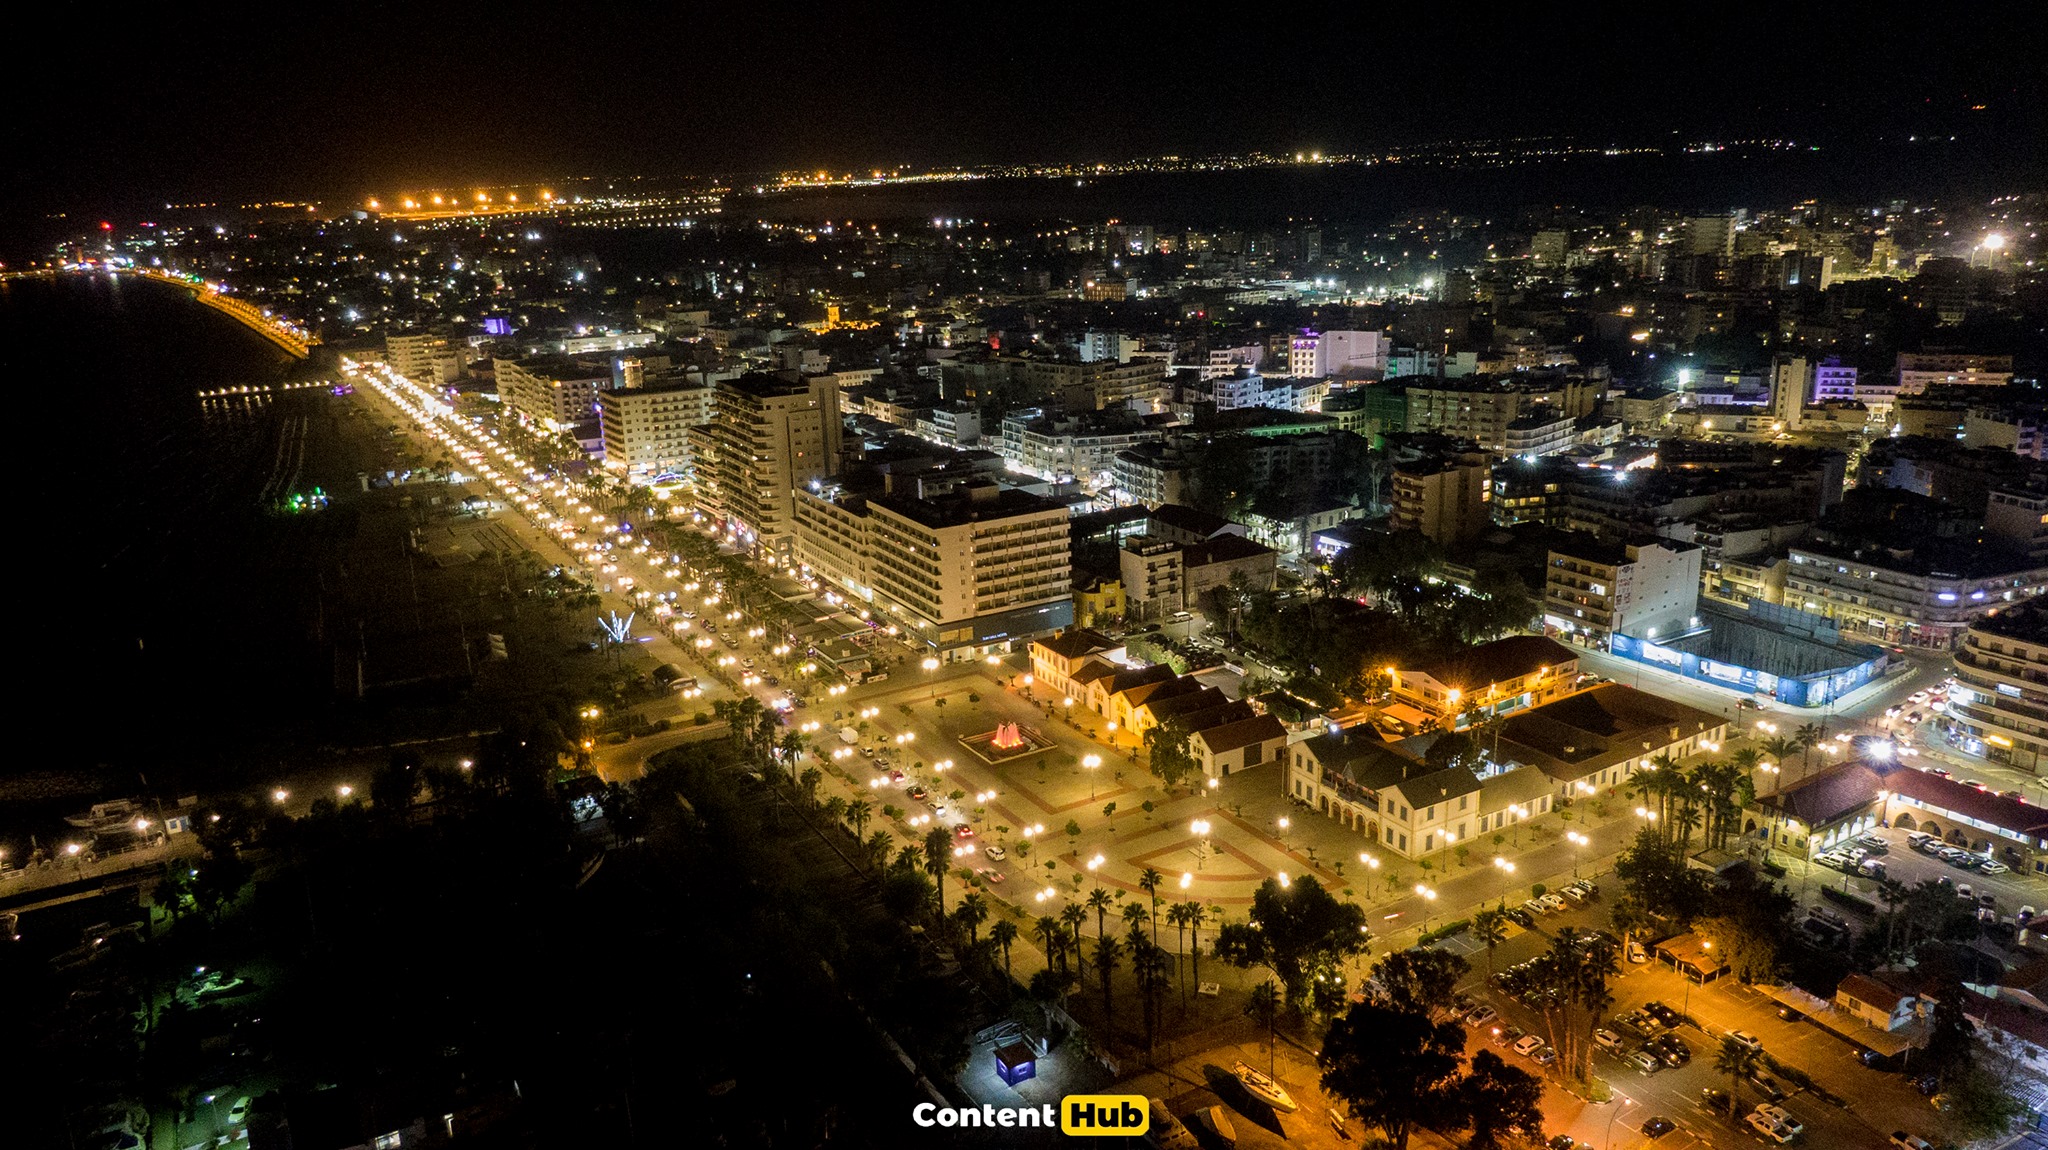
1138, 867, 1164, 951
1369, 947, 1470, 1020
796, 766, 820, 806
956, 892, 989, 945
1318, 999, 1467, 1150
1144, 717, 1199, 788
1036, 915, 1066, 974
1213, 876, 1372, 1011
846, 798, 873, 840
1714, 1036, 1760, 1122
1943, 1052, 2030, 1141
1059, 904, 1088, 969
1094, 935, 1122, 1040
990, 918, 1019, 984
1692, 913, 1780, 985
1120, 900, 1149, 939
1087, 887, 1114, 941
863, 829, 893, 872
1131, 936, 1171, 1055
922, 826, 953, 916
1473, 907, 1508, 978
1457, 1050, 1546, 1150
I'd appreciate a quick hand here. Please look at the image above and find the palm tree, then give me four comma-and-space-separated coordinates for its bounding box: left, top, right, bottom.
1714, 1036, 1759, 1122
923, 826, 953, 917
1121, 901, 1149, 941
1095, 935, 1123, 1040
1086, 887, 1114, 940
1060, 904, 1088, 969
822, 795, 847, 824
1474, 906, 1508, 978
1138, 867, 1164, 949
957, 892, 989, 945
1186, 903, 1209, 994
1246, 979, 1281, 1076
1794, 722, 1825, 771
1672, 803, 1704, 853
846, 798, 873, 839
864, 830, 893, 871
1036, 915, 1065, 973
991, 918, 1020, 984
798, 766, 822, 807
1132, 938, 1172, 1056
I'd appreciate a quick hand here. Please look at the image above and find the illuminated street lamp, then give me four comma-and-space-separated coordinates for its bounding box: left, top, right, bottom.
1360, 851, 1382, 895
1083, 753, 1102, 799
1493, 856, 1516, 874
1414, 883, 1439, 933
337, 784, 354, 799
1566, 830, 1589, 876
1191, 818, 1213, 869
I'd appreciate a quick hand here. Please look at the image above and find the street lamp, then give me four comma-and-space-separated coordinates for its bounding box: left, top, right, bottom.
1493, 856, 1516, 874
1359, 852, 1381, 894
1604, 1093, 1637, 1150
1415, 883, 1438, 933
1192, 819, 1213, 869
1083, 753, 1102, 799
922, 656, 940, 672
1567, 830, 1589, 876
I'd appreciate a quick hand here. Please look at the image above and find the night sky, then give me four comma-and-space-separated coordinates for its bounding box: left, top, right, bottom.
3, 4, 2041, 222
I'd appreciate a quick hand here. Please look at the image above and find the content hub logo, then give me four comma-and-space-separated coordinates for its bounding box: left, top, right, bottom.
910, 1095, 1149, 1136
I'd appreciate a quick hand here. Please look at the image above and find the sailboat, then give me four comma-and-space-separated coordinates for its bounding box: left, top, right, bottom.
1232, 1061, 1298, 1112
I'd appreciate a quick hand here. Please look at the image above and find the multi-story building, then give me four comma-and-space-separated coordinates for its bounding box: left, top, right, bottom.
1202, 344, 1265, 380
1385, 635, 1580, 731
1287, 330, 1386, 378
495, 356, 612, 432
1392, 454, 1491, 545
1282, 729, 1561, 860
1404, 374, 1601, 454
1117, 533, 1278, 621
1001, 411, 1163, 488
1544, 536, 1702, 648
1503, 411, 1578, 458
793, 475, 1072, 659
1897, 352, 2015, 397
689, 373, 843, 556
1782, 541, 2048, 649
1001, 355, 1167, 411
1950, 609, 2048, 774
386, 331, 462, 385
1812, 357, 1858, 402
596, 381, 714, 482
1110, 443, 1191, 506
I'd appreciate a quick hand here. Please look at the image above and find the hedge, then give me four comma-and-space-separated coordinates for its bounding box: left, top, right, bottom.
1420, 919, 1472, 945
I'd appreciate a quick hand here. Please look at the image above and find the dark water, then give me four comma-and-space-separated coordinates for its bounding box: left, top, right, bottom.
0, 273, 329, 781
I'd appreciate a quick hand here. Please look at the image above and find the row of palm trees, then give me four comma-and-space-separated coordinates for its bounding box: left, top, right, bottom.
1025, 875, 1218, 1054
1495, 925, 1621, 1083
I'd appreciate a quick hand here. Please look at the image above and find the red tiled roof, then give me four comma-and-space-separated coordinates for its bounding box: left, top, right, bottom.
1838, 972, 1912, 1011
1408, 635, 1577, 689
1193, 714, 1286, 754
1877, 763, 2048, 838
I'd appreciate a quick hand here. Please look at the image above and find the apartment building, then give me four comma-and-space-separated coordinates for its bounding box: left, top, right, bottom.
689, 373, 843, 556
1117, 532, 1277, 621
1896, 352, 2015, 397
1544, 536, 1702, 648
386, 331, 463, 385
1782, 542, 2048, 649
596, 381, 714, 482
1287, 330, 1387, 378
794, 476, 1072, 659
495, 356, 611, 432
1950, 609, 2048, 774
1392, 453, 1491, 545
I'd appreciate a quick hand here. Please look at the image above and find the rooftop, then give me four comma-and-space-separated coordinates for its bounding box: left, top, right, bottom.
1405, 635, 1577, 690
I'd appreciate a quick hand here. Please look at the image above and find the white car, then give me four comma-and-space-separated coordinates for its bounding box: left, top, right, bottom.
1727, 1030, 1764, 1054
1752, 1104, 1803, 1136
227, 1096, 252, 1125
1538, 894, 1569, 913
1746, 1114, 1797, 1144
1978, 861, 2009, 875
1512, 1034, 1546, 1058
1594, 1028, 1625, 1052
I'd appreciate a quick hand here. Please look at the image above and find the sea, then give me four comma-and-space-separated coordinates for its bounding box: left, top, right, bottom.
0, 272, 331, 791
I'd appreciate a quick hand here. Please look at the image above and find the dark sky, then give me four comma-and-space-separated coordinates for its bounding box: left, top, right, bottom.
4, 3, 2042, 221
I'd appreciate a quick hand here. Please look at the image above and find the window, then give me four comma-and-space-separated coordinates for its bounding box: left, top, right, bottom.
374, 1136, 403, 1150
1459, 795, 1469, 811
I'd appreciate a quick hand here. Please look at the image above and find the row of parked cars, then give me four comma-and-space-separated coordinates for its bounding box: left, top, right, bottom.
1908, 830, 2011, 875
1516, 879, 1601, 921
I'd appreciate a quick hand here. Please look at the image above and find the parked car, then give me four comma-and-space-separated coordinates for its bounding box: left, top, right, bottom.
1512, 1034, 1547, 1058
1956, 883, 1975, 900
1776, 1004, 1805, 1022
1641, 1117, 1676, 1139
1466, 1005, 1500, 1027
1538, 893, 1569, 913
1752, 1104, 1802, 1136
1644, 1001, 1682, 1027
1701, 1088, 1734, 1115
1649, 1034, 1692, 1067
1623, 1050, 1662, 1075
1494, 1025, 1526, 1048
1522, 898, 1551, 917
1748, 1071, 1787, 1103
1594, 1028, 1625, 1052
1503, 907, 1536, 928
1890, 1133, 1935, 1150
1979, 861, 2009, 875
1726, 1030, 1764, 1054
1745, 1114, 1797, 1144
1626, 939, 1649, 964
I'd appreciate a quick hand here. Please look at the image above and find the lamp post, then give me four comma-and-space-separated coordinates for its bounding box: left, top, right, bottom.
1083, 753, 1102, 800
1605, 1093, 1636, 1150
1359, 852, 1381, 896
1414, 883, 1438, 933
1567, 830, 1589, 876
1192, 819, 1213, 870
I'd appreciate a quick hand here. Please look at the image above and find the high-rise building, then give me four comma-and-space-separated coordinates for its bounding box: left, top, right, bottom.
1771, 355, 1812, 430
793, 475, 1072, 659
1951, 608, 2048, 774
1812, 358, 1858, 402
1685, 216, 1737, 258
597, 381, 714, 482
689, 373, 843, 555
387, 332, 462, 385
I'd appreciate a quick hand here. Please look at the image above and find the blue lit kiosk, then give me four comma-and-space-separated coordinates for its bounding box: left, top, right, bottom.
993, 1039, 1037, 1086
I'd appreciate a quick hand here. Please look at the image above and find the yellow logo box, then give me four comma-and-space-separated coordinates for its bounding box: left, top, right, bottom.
1060, 1095, 1150, 1136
